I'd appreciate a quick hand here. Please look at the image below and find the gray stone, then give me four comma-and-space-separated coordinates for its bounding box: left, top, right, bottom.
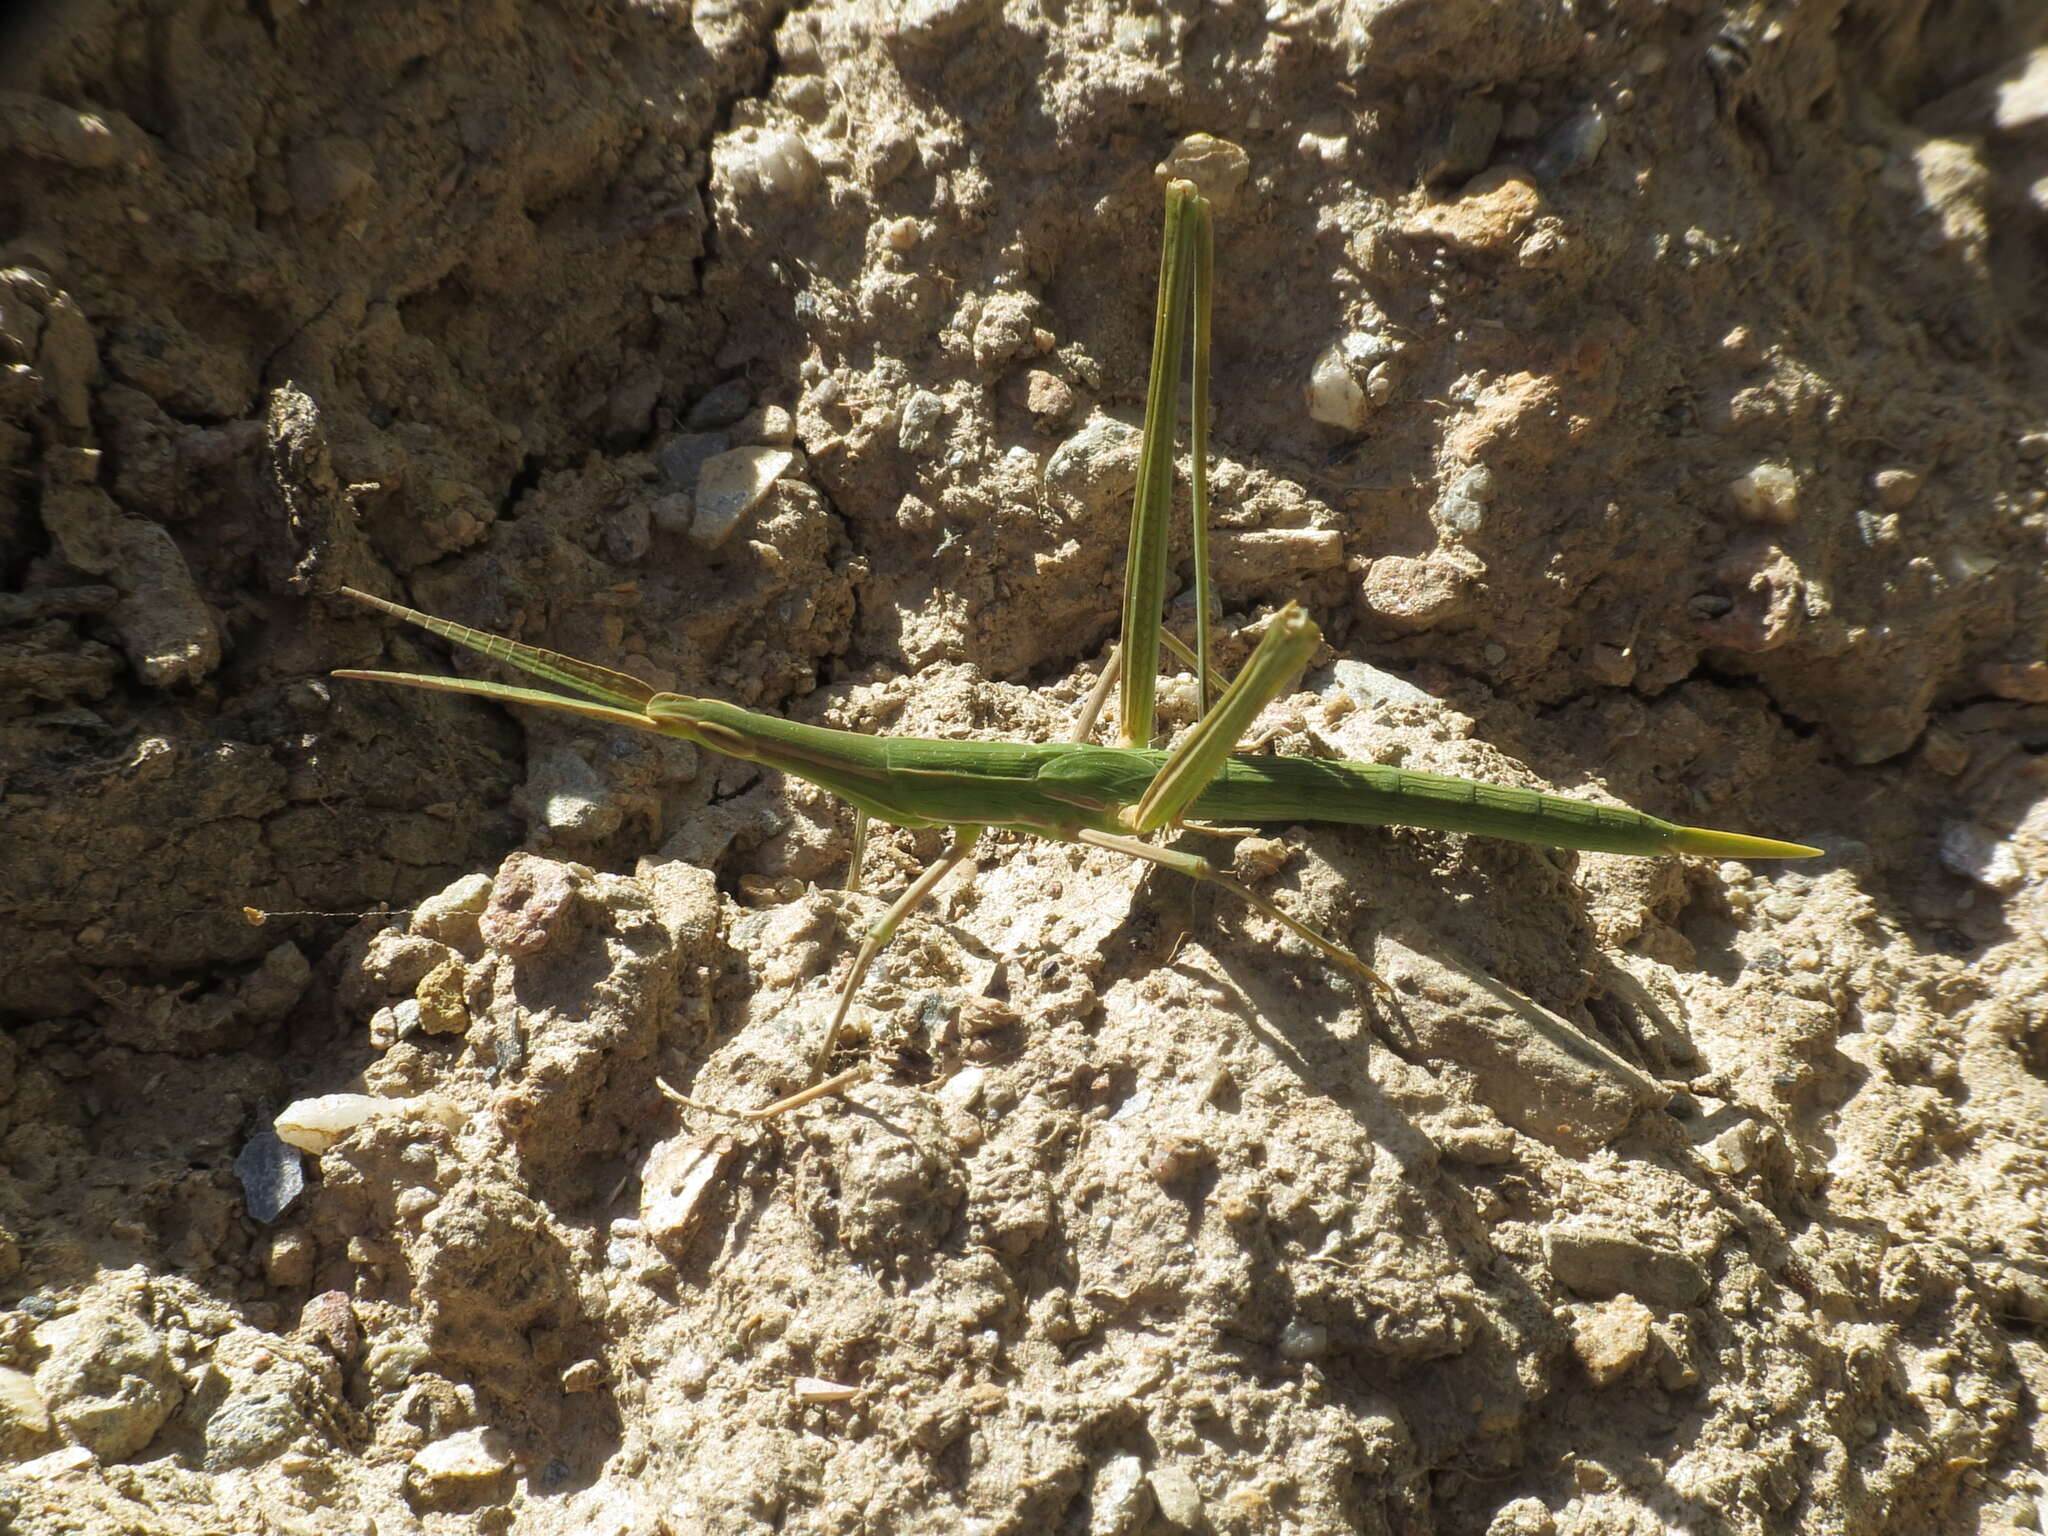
656, 430, 730, 487
685, 379, 752, 429
235, 1131, 305, 1222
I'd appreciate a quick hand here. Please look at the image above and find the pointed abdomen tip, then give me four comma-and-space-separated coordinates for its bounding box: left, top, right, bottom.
1668, 826, 1824, 860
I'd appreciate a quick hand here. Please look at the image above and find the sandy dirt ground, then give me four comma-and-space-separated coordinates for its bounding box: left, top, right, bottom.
3, 1, 2047, 1532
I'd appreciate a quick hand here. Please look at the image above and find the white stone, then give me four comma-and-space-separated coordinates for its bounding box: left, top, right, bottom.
1939, 822, 2026, 893
273, 1093, 465, 1154
1306, 344, 1369, 429
692, 447, 793, 548
273, 1093, 385, 1153
723, 128, 816, 202
1729, 462, 1800, 523
791, 1376, 861, 1402
640, 1133, 737, 1260
410, 1426, 512, 1486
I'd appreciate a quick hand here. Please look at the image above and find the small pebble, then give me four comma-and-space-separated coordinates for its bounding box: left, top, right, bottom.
1728, 462, 1800, 523
1306, 343, 1369, 429
531, 746, 622, 840
1278, 1319, 1330, 1360
1537, 108, 1607, 177
15, 1446, 95, 1479
266, 1230, 315, 1289
1570, 1296, 1655, 1385
1424, 92, 1503, 184
1157, 133, 1251, 212
363, 1338, 428, 1393
733, 403, 796, 445
381, 998, 423, 1044
1043, 414, 1142, 516
894, 0, 996, 44
972, 291, 1038, 366
1025, 369, 1073, 420
686, 380, 752, 430
410, 872, 492, 949
8, 100, 128, 169
1148, 1466, 1206, 1531
691, 446, 793, 547
1434, 464, 1495, 534
1403, 167, 1543, 250
1698, 1119, 1762, 1176
273, 1092, 464, 1154
1145, 1133, 1213, 1184
1091, 1453, 1153, 1534
792, 1376, 861, 1403
641, 1133, 739, 1260
1938, 822, 2025, 892
605, 499, 652, 564
1211, 527, 1344, 585
898, 389, 946, 454
1872, 467, 1923, 507
297, 1291, 360, 1360
657, 430, 732, 488
408, 1427, 513, 1498
652, 492, 694, 535
347, 1235, 400, 1267
1296, 128, 1349, 165
1362, 552, 1477, 630
720, 126, 817, 202
1321, 657, 1436, 711
413, 957, 469, 1036
394, 1185, 440, 1221
1197, 1059, 1235, 1104
235, 1131, 305, 1222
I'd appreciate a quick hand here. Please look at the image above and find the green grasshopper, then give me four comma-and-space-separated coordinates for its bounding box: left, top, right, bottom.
334, 179, 1818, 1115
